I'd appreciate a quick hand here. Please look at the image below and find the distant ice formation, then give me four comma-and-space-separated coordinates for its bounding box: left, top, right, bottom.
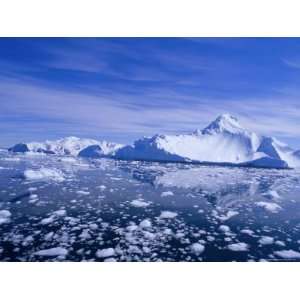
8, 114, 300, 168
114, 114, 300, 168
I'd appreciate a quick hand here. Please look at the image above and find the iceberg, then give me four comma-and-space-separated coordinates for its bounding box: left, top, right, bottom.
8, 143, 30, 153
8, 114, 300, 169
115, 114, 300, 168
9, 136, 121, 157
78, 142, 122, 158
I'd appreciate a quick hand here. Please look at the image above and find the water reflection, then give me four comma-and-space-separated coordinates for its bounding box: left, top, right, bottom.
121, 161, 300, 211
1, 153, 300, 262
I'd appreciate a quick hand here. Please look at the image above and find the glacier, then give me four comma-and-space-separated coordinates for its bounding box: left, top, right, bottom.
8, 114, 300, 169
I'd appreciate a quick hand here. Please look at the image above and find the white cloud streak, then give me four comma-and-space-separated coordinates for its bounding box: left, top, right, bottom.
1, 76, 300, 148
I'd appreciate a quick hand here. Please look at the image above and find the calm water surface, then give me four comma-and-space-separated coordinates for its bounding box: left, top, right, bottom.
0, 151, 300, 261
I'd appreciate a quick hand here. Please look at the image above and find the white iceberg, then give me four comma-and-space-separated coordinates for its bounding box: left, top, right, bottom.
8, 114, 300, 169
9, 136, 117, 156
115, 114, 300, 168
78, 142, 122, 158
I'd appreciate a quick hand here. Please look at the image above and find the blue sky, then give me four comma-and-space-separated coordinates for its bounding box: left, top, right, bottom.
1, 38, 300, 148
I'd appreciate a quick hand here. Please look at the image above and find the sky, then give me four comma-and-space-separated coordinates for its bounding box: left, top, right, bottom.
1, 38, 300, 148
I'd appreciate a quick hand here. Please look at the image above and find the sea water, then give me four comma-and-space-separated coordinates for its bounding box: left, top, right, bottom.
0, 151, 300, 261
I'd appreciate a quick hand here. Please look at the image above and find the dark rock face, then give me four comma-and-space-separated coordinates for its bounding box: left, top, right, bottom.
8, 143, 29, 153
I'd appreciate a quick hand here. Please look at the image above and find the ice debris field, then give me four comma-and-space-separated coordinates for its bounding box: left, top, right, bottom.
0, 150, 300, 262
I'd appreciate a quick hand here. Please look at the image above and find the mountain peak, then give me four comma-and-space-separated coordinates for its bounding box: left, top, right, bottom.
202, 114, 245, 134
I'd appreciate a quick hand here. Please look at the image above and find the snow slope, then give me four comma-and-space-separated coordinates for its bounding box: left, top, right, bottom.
9, 136, 121, 157
115, 114, 299, 168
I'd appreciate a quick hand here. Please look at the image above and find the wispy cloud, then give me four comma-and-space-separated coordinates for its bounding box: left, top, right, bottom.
1, 75, 300, 148
0, 38, 300, 148
282, 58, 300, 69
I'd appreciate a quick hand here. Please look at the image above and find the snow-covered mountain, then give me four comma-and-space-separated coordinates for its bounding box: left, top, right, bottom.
9, 136, 122, 157
115, 114, 300, 168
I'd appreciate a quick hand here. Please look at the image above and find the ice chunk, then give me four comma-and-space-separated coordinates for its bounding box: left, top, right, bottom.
0, 210, 11, 225
159, 211, 178, 219
219, 225, 231, 233
227, 242, 249, 252
96, 248, 116, 258
240, 229, 255, 236
216, 210, 239, 222
40, 215, 56, 225
274, 250, 300, 259
130, 199, 150, 208
76, 190, 90, 195
139, 219, 152, 228
24, 168, 65, 182
161, 191, 174, 197
34, 247, 68, 257
256, 202, 282, 213
191, 243, 205, 255
264, 190, 280, 199
258, 236, 274, 245
53, 209, 66, 217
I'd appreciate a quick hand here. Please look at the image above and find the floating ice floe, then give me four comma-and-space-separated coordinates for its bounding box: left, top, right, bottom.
59, 157, 78, 163
0, 210, 11, 225
258, 236, 274, 245
227, 242, 249, 252
263, 190, 280, 199
96, 248, 116, 258
28, 194, 39, 203
24, 168, 65, 182
190, 243, 205, 255
34, 247, 68, 257
76, 190, 90, 196
219, 225, 231, 233
139, 219, 152, 228
214, 210, 239, 222
130, 199, 150, 208
161, 191, 174, 197
240, 229, 255, 236
256, 201, 282, 213
159, 211, 178, 219
275, 241, 286, 247
2, 157, 21, 162
274, 250, 300, 259
104, 257, 117, 262
40, 209, 67, 225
